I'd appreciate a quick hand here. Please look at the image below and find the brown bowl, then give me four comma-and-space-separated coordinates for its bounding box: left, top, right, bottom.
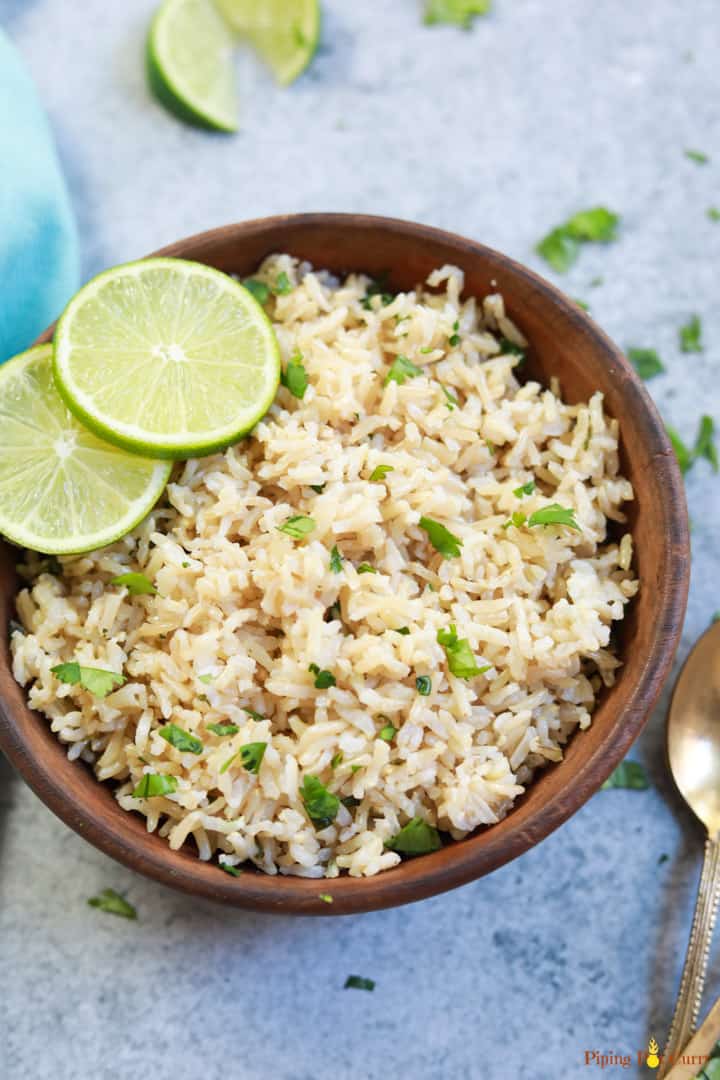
0, 214, 690, 915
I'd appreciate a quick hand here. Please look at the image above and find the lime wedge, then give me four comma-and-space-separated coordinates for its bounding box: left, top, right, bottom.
216, 0, 321, 85
148, 0, 238, 132
0, 346, 171, 555
53, 257, 281, 459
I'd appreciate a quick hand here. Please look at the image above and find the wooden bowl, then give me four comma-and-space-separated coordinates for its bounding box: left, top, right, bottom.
0, 215, 690, 915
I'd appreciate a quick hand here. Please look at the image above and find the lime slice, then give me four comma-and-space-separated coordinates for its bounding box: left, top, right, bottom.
54, 257, 281, 459
0, 346, 171, 555
216, 0, 321, 85
148, 0, 238, 132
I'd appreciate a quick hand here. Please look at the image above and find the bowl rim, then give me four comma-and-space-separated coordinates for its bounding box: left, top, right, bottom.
0, 213, 690, 915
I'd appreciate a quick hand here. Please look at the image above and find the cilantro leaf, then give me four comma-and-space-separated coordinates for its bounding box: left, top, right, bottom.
198, 674, 213, 685
536, 227, 580, 273
708, 208, 720, 222
361, 275, 394, 310
344, 975, 375, 991
667, 426, 693, 474
498, 337, 526, 360
220, 863, 243, 876
277, 515, 315, 539
449, 319, 461, 346
273, 271, 293, 295
242, 278, 270, 304
385, 817, 442, 854
503, 510, 527, 530
318, 893, 334, 904
441, 385, 459, 410
393, 626, 410, 635
679, 314, 703, 353
694, 415, 718, 472
87, 888, 137, 920
310, 483, 326, 494
309, 663, 336, 689
423, 0, 491, 29
158, 723, 203, 755
132, 773, 178, 798
329, 545, 343, 573
600, 760, 649, 790
513, 480, 536, 497
436, 625, 489, 679
369, 464, 394, 482
378, 723, 397, 741
685, 149, 709, 164
330, 751, 343, 769
207, 723, 240, 736
574, 298, 590, 312
281, 351, 308, 398
301, 775, 340, 827
628, 348, 665, 380
527, 504, 581, 531
51, 662, 126, 698
384, 355, 422, 386
110, 572, 156, 596
245, 709, 265, 722
416, 675, 432, 696
221, 741, 267, 775
357, 563, 377, 574
418, 516, 463, 559
536, 207, 620, 273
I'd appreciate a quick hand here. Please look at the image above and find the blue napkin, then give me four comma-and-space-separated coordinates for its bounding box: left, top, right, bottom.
0, 28, 79, 363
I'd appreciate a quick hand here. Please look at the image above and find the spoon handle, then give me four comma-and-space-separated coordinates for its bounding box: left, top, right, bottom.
659, 835, 720, 1078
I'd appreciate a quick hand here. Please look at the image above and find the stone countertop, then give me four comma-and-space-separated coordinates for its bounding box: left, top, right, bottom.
1, 1, 719, 1077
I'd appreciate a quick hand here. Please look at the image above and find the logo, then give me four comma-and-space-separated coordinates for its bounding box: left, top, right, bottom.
646, 1039, 660, 1070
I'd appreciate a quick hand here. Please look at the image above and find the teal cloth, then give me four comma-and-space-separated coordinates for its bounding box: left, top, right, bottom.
0, 28, 79, 363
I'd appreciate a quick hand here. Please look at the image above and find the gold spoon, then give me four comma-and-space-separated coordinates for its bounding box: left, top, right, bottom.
659, 619, 720, 1078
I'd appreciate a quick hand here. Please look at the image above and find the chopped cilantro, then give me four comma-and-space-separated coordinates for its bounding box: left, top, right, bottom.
384, 355, 422, 386
245, 709, 265, 722
273, 271, 293, 295
498, 337, 526, 360
418, 516, 463, 558
385, 817, 442, 854
357, 563, 377, 574
423, 0, 490, 28
301, 775, 340, 827
527, 504, 580, 531
158, 723, 203, 755
281, 351, 308, 398
416, 675, 432, 696
110, 572, 156, 596
708, 208, 720, 222
277, 515, 315, 539
132, 773, 178, 798
310, 483, 326, 494
242, 278, 270, 304
574, 298, 590, 312
309, 663, 336, 689
221, 742, 267, 775
685, 149, 709, 164
628, 347, 665, 380
657, 853, 669, 866
392, 626, 411, 635
318, 893, 334, 904
667, 426, 693, 474
344, 975, 375, 991
441, 385, 459, 410
600, 760, 649, 790
513, 480, 536, 497
536, 207, 620, 272
51, 662, 126, 699
329, 545, 343, 573
503, 510, 527, 530
694, 415, 718, 471
437, 625, 489, 679
378, 723, 397, 742
449, 319, 461, 346
87, 888, 137, 920
207, 723, 239, 736
361, 275, 393, 310
350, 764, 362, 774
220, 863, 243, 877
486, 439, 496, 455
369, 464, 394, 481
198, 674, 213, 685
679, 314, 703, 353
330, 752, 344, 769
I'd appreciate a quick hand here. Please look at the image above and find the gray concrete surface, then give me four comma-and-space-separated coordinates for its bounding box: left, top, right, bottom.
1, 1, 719, 1077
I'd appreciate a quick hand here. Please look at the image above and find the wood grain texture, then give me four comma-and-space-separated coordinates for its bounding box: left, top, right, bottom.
0, 214, 690, 915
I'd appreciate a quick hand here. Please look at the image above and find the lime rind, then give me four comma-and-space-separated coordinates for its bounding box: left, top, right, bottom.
0, 346, 171, 555
148, 0, 238, 132
53, 257, 281, 460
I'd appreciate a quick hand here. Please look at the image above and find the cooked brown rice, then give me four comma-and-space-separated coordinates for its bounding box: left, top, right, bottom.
11, 256, 638, 878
